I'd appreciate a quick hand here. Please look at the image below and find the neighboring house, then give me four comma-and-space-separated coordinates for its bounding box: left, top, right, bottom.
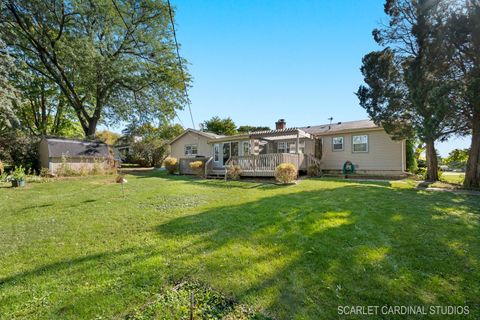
114, 135, 142, 162
169, 119, 406, 177
39, 137, 117, 174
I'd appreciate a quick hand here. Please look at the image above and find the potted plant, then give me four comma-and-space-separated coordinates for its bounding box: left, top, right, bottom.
10, 165, 26, 187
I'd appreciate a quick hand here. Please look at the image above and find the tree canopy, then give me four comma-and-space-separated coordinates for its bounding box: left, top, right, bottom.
446, 1, 480, 188
357, 0, 459, 181
2, 0, 190, 136
0, 37, 20, 133
200, 116, 237, 136
237, 125, 271, 133
443, 148, 470, 169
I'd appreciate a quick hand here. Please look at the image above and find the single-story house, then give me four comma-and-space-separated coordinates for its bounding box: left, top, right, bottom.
169, 119, 406, 177
39, 137, 118, 174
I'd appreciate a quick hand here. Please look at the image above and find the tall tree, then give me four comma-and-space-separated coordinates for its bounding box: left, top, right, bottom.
357, 0, 459, 181
14, 73, 83, 136
200, 116, 237, 136
2, 0, 189, 136
0, 36, 20, 133
444, 148, 470, 169
447, 1, 480, 188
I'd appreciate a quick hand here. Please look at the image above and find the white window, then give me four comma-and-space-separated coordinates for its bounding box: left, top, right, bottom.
242, 141, 250, 155
185, 144, 198, 156
213, 144, 219, 162
332, 137, 344, 151
352, 135, 368, 152
278, 141, 289, 153
288, 141, 305, 154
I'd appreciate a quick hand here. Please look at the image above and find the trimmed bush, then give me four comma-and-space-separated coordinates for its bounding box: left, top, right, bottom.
275, 163, 297, 184
307, 164, 321, 177
227, 164, 242, 180
164, 157, 178, 174
189, 161, 204, 176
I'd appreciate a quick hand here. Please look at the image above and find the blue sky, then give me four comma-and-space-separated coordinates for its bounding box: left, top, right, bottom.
109, 0, 471, 156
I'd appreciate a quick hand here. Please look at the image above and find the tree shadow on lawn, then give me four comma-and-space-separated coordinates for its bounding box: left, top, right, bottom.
129, 170, 279, 190
0, 184, 478, 319
155, 185, 480, 319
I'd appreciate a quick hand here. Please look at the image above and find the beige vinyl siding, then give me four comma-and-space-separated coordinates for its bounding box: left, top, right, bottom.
170, 131, 212, 159
320, 129, 405, 174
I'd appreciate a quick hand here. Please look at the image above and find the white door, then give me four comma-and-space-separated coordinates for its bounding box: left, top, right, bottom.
213, 144, 220, 166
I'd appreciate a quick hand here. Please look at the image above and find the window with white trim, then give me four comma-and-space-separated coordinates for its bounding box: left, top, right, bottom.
332, 137, 344, 151
288, 141, 305, 154
277, 141, 289, 153
352, 135, 368, 152
184, 144, 198, 156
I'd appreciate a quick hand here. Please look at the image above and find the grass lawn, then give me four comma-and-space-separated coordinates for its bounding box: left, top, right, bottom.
0, 172, 479, 319
440, 172, 465, 185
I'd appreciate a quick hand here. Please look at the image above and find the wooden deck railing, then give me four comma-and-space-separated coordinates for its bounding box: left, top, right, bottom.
226, 153, 312, 176
304, 154, 322, 169
204, 156, 213, 176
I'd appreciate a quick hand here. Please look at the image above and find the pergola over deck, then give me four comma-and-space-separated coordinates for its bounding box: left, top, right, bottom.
248, 127, 313, 154
208, 128, 320, 177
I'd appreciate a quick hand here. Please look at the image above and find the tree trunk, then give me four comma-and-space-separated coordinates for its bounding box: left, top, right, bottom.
464, 110, 480, 189
85, 120, 97, 137
425, 139, 438, 181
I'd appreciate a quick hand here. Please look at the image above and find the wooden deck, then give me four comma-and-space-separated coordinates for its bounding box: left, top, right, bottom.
224, 153, 321, 177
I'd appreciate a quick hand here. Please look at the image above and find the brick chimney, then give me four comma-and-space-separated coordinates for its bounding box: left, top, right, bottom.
275, 119, 286, 130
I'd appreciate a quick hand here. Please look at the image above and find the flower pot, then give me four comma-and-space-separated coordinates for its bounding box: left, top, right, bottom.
12, 179, 26, 187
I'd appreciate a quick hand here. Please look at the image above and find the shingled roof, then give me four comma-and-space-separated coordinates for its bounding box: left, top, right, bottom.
301, 119, 380, 135
169, 128, 225, 144
44, 138, 110, 158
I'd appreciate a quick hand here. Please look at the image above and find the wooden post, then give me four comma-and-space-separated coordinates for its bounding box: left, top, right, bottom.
296, 131, 300, 154
296, 131, 300, 169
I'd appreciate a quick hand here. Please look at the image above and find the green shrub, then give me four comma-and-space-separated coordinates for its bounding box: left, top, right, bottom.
40, 168, 52, 177
164, 157, 178, 174
0, 132, 39, 171
11, 165, 26, 181
275, 163, 297, 184
415, 167, 443, 181
307, 164, 321, 177
406, 140, 418, 173
227, 164, 242, 180
130, 137, 168, 167
415, 167, 427, 179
